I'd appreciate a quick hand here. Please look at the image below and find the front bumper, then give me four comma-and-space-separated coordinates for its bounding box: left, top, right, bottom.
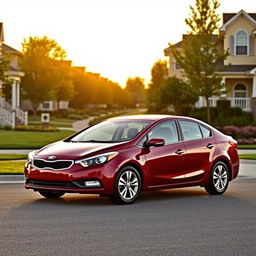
24, 161, 116, 195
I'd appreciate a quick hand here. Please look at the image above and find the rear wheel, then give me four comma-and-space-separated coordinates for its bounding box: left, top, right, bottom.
110, 166, 142, 204
39, 191, 65, 198
204, 161, 229, 195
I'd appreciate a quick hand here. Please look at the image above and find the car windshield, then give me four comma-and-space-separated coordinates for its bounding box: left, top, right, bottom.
70, 120, 151, 143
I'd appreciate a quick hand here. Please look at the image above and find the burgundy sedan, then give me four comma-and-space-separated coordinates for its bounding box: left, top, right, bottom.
24, 115, 239, 204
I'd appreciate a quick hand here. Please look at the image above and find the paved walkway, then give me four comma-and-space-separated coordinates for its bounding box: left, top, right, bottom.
0, 148, 255, 155
72, 117, 94, 132
0, 159, 255, 184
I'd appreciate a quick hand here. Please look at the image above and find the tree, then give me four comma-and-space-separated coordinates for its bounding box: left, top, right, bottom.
171, 0, 228, 123
159, 76, 197, 115
0, 52, 11, 97
20, 36, 73, 114
52, 61, 74, 110
148, 60, 168, 109
125, 77, 145, 107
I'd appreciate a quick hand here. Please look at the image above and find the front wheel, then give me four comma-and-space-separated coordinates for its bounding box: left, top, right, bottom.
110, 166, 142, 204
204, 161, 229, 195
39, 191, 65, 198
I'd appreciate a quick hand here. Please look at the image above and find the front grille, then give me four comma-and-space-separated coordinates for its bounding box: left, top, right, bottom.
26, 179, 77, 188
33, 159, 73, 170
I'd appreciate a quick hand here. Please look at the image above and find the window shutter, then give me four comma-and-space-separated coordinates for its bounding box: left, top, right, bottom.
249, 35, 254, 56
229, 35, 234, 55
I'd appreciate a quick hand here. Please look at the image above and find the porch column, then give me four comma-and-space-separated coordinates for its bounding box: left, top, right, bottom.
251, 75, 256, 121
16, 81, 20, 107
252, 75, 256, 97
220, 77, 226, 98
11, 81, 17, 110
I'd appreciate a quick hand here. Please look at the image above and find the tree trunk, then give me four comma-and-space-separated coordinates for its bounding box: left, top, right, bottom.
31, 102, 38, 116
205, 97, 211, 124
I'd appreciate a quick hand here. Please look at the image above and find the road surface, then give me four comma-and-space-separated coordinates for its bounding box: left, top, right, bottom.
0, 165, 256, 255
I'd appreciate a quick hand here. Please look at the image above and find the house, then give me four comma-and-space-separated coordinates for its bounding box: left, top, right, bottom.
164, 10, 256, 120
0, 23, 28, 128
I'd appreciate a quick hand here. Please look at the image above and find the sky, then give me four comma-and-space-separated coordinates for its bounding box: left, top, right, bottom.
0, 0, 255, 87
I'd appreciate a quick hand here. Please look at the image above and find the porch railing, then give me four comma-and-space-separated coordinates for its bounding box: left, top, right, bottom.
0, 97, 28, 127
195, 97, 251, 111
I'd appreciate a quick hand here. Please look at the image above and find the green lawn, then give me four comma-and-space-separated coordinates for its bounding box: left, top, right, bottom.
239, 154, 256, 160
238, 145, 256, 149
0, 154, 27, 160
0, 130, 74, 149
0, 161, 26, 174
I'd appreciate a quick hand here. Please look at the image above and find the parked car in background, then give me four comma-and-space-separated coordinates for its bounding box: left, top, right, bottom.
24, 115, 239, 204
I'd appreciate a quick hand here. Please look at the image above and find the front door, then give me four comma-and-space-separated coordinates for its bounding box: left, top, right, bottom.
143, 120, 187, 188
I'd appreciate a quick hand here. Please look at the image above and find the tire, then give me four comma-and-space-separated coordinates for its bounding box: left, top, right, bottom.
110, 166, 142, 204
39, 191, 65, 198
204, 161, 229, 195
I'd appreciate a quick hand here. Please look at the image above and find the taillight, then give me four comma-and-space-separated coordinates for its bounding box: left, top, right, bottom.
229, 140, 238, 149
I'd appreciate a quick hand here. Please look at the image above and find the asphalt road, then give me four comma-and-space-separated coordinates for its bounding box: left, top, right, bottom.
1, 176, 256, 256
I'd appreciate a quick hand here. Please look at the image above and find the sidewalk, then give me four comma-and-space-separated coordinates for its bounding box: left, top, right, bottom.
0, 160, 255, 184
1, 148, 255, 155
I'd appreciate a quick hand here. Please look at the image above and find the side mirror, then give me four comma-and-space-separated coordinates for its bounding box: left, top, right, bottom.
146, 138, 165, 148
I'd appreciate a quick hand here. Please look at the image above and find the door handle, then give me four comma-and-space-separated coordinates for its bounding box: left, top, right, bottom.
175, 149, 185, 155
206, 143, 214, 149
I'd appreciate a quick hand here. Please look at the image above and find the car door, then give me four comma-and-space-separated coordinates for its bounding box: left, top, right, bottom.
178, 120, 215, 183
142, 120, 187, 188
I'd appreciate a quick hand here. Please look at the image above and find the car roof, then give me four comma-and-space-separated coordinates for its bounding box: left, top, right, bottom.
107, 114, 215, 129
108, 114, 198, 122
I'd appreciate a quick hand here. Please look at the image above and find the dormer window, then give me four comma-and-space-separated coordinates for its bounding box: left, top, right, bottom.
235, 30, 248, 55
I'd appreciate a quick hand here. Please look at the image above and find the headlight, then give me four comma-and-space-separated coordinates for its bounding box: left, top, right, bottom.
27, 150, 37, 161
75, 152, 118, 167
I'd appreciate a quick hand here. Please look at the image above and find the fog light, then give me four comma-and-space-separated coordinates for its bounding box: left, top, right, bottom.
85, 180, 101, 187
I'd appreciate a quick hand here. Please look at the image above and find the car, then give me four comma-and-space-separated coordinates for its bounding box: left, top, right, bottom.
24, 115, 239, 204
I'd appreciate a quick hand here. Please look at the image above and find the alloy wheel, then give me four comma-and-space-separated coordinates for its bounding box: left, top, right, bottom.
118, 170, 139, 201
213, 164, 228, 192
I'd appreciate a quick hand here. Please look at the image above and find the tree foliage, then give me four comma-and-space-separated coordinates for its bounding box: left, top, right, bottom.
125, 77, 145, 107
0, 50, 11, 97
70, 70, 132, 109
171, 0, 228, 123
147, 60, 168, 110
159, 76, 197, 115
20, 36, 73, 114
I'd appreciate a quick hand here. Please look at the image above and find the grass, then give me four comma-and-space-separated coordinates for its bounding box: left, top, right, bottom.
0, 130, 74, 149
0, 161, 26, 174
0, 154, 27, 160
0, 154, 255, 175
238, 145, 256, 149
239, 154, 256, 160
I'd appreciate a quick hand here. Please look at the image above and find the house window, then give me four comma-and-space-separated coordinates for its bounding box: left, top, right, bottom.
235, 30, 248, 55
173, 60, 182, 70
234, 83, 247, 98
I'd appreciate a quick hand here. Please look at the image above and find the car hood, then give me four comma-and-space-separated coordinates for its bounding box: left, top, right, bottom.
35, 141, 122, 160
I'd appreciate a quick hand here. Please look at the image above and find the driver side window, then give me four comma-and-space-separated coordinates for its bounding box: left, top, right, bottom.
148, 121, 179, 145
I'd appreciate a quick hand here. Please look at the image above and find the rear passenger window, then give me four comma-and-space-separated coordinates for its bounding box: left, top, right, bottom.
148, 120, 179, 145
179, 121, 202, 141
200, 125, 212, 138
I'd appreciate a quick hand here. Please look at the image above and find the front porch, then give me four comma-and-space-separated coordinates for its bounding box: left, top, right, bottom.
0, 75, 28, 128
196, 73, 256, 114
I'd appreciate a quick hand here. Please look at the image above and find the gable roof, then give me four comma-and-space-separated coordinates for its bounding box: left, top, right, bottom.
164, 34, 218, 56
220, 10, 256, 31
2, 43, 22, 55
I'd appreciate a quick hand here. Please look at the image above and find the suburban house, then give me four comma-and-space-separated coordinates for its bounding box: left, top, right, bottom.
164, 10, 256, 120
0, 23, 28, 128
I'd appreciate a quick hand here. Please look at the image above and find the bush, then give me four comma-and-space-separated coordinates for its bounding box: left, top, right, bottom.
217, 125, 256, 144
